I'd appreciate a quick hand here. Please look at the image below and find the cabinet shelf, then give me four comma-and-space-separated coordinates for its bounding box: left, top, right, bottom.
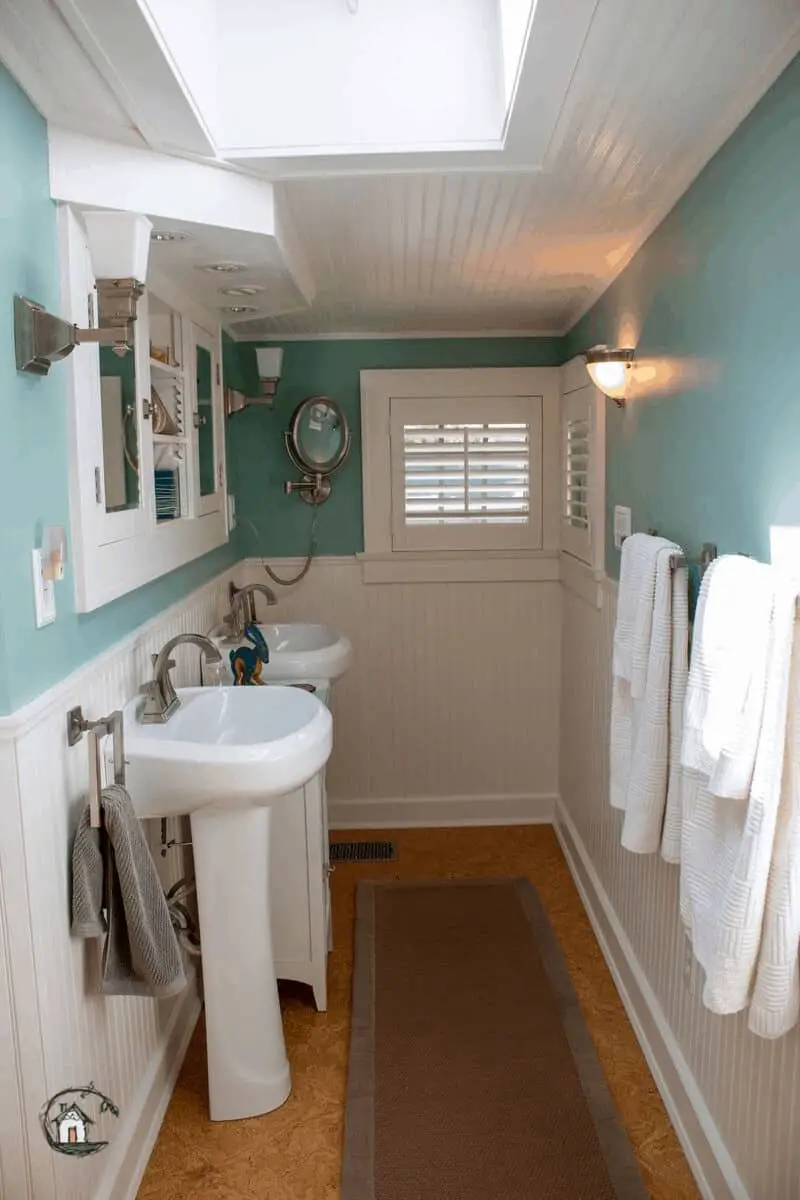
152, 433, 189, 444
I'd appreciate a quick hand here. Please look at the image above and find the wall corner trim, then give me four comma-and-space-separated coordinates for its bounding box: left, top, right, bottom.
554, 799, 751, 1200
559, 551, 605, 609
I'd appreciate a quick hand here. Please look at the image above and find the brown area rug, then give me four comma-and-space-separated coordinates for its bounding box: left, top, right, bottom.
342, 878, 648, 1200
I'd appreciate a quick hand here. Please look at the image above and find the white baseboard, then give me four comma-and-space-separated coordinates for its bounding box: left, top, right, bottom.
328, 792, 556, 829
553, 800, 749, 1200
96, 978, 202, 1200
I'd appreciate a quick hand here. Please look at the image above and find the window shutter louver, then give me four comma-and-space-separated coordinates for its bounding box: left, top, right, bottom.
401, 422, 530, 527
388, 392, 543, 551
564, 416, 590, 531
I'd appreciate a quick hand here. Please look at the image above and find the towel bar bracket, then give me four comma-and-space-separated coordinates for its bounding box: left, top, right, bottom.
66, 704, 90, 747
66, 705, 126, 829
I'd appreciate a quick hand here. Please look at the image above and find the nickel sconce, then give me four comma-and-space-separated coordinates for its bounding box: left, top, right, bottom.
14, 211, 152, 376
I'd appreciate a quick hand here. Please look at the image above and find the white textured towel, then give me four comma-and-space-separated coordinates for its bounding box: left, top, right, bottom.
609, 533, 689, 855
749, 605, 800, 1038
660, 563, 690, 864
680, 562, 795, 1017
681, 556, 774, 798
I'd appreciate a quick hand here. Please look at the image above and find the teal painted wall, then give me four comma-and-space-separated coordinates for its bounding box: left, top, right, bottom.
0, 65, 236, 716
225, 336, 564, 556
566, 55, 800, 579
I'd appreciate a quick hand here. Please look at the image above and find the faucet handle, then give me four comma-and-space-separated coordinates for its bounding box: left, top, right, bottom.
139, 680, 159, 698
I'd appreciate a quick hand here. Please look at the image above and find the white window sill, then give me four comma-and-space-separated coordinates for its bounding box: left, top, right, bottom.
357, 550, 560, 585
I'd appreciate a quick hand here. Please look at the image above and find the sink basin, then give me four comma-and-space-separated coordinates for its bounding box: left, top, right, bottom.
210, 621, 352, 684
122, 685, 332, 818
120, 685, 333, 1122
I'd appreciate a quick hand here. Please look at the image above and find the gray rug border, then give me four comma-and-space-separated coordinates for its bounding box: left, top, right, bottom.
341, 881, 377, 1200
511, 877, 649, 1200
342, 876, 648, 1200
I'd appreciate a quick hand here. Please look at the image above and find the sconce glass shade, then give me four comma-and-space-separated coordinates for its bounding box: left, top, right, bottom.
255, 346, 283, 381
584, 346, 635, 402
83, 211, 152, 281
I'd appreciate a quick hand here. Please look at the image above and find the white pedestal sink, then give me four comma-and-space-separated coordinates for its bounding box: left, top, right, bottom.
121, 686, 332, 1121
209, 622, 352, 684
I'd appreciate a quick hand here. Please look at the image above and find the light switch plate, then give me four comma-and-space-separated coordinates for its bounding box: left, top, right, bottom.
32, 548, 56, 628
614, 505, 632, 549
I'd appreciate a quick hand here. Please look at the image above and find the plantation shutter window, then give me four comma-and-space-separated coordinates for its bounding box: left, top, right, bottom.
560, 379, 603, 568
389, 394, 543, 551
564, 416, 590, 531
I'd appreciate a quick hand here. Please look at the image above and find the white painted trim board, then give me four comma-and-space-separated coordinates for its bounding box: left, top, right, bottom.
95, 982, 201, 1200
553, 798, 750, 1200
328, 792, 556, 829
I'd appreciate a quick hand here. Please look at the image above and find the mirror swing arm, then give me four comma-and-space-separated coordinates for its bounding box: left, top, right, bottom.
283, 395, 351, 506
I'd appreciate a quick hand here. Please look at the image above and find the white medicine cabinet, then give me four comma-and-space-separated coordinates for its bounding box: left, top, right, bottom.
60, 206, 229, 612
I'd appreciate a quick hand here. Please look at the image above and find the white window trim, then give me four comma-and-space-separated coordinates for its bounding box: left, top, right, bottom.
559, 356, 606, 592
359, 367, 561, 583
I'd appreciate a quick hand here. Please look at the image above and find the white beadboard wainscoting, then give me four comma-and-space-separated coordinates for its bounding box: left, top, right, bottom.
239, 556, 562, 827
0, 569, 234, 1200
558, 565, 800, 1200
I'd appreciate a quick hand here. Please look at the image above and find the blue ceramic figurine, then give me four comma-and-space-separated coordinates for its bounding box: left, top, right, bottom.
229, 624, 270, 685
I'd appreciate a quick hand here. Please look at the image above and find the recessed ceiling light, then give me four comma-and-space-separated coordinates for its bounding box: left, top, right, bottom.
197, 262, 247, 274
220, 285, 265, 297
150, 230, 192, 242
220, 304, 259, 314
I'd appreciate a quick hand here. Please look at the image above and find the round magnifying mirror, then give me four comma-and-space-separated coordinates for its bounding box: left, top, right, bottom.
286, 396, 351, 476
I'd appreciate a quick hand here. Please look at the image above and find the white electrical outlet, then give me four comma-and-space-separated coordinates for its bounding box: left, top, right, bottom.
614, 505, 632, 549
32, 548, 56, 628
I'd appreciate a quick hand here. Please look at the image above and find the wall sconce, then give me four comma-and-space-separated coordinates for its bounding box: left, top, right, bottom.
583, 346, 635, 406
14, 211, 152, 376
255, 347, 283, 406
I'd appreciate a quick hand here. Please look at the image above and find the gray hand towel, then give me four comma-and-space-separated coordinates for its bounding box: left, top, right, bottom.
71, 784, 187, 998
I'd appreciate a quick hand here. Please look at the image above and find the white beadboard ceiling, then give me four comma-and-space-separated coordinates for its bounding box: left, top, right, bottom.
3, 0, 800, 336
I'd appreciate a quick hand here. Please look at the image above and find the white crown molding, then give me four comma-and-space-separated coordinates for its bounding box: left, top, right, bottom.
229, 328, 568, 343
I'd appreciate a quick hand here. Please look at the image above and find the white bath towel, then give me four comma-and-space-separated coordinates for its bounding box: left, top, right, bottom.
660, 563, 690, 863
611, 533, 671, 698
610, 533, 675, 813
680, 566, 795, 1016
749, 604, 800, 1038
681, 556, 774, 798
609, 533, 689, 855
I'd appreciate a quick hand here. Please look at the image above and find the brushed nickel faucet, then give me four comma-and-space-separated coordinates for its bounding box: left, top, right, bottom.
140, 633, 224, 723
226, 582, 277, 638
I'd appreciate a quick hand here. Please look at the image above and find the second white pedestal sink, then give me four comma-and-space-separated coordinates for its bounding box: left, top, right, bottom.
121, 686, 332, 1121
209, 621, 352, 684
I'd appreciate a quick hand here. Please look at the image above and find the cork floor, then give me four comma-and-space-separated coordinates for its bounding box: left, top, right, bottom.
137, 826, 700, 1200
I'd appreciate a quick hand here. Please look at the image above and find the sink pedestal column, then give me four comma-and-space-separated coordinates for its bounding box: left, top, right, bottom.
191, 805, 291, 1121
